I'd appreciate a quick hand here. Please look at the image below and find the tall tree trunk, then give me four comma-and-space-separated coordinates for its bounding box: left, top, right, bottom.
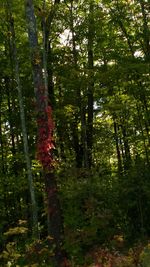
70, 1, 88, 169
44, 0, 60, 107
25, 1, 64, 265
41, 0, 48, 102
7, 1, 38, 238
87, 0, 94, 168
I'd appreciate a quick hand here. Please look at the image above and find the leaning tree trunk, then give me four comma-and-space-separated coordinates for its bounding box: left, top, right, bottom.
25, 1, 64, 266
6, 0, 38, 238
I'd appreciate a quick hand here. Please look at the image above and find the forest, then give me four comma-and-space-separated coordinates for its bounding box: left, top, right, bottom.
0, 0, 150, 266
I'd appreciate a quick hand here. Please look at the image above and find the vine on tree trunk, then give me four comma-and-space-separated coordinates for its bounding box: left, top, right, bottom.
36, 96, 54, 169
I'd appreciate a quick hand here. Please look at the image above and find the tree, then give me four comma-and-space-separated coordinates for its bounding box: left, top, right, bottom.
6, 0, 38, 238
0, 0, 150, 265
25, 0, 64, 265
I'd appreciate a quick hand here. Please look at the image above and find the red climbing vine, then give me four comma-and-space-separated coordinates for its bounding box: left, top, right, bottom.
36, 102, 54, 169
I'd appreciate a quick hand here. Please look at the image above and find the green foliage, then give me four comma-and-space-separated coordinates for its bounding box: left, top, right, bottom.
0, 0, 150, 265
58, 167, 121, 264
118, 161, 150, 241
0, 235, 55, 267
0, 241, 21, 266
140, 243, 150, 267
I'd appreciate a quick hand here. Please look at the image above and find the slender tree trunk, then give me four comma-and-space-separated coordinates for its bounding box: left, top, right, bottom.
25, 1, 64, 265
81, 106, 89, 169
72, 118, 83, 168
87, 0, 94, 168
7, 2, 38, 238
119, 130, 126, 171
113, 117, 123, 175
47, 41, 55, 107
120, 123, 131, 171
70, 1, 88, 169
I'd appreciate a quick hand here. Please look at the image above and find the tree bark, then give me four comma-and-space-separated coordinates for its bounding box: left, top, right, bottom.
25, 0, 64, 265
7, 1, 38, 238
